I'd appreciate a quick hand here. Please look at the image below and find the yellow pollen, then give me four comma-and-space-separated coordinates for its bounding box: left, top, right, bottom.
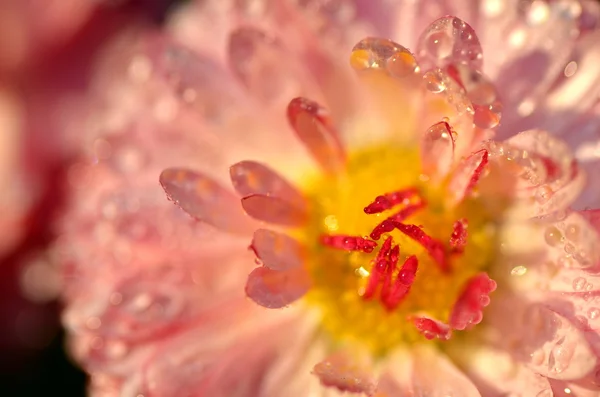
298, 145, 499, 356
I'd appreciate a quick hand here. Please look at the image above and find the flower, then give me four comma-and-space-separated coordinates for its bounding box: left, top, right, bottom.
54, 1, 600, 396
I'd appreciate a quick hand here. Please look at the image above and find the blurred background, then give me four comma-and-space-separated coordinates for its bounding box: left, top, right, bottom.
0, 1, 186, 395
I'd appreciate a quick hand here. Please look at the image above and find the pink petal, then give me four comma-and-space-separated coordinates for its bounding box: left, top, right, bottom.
517, 304, 597, 381
159, 168, 254, 234
287, 97, 345, 173
420, 121, 455, 179
250, 229, 305, 271
416, 16, 483, 72
411, 346, 481, 397
229, 160, 306, 209
312, 352, 377, 396
228, 26, 300, 103
459, 348, 553, 396
241, 194, 308, 227
245, 266, 310, 309
447, 149, 489, 205
503, 130, 586, 215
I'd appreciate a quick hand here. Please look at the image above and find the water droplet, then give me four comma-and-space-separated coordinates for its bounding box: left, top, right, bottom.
564, 61, 578, 77
565, 224, 580, 241
416, 16, 483, 71
544, 226, 563, 246
511, 265, 528, 276
573, 277, 587, 291
423, 70, 446, 93
350, 38, 418, 78
548, 337, 574, 374
588, 307, 600, 319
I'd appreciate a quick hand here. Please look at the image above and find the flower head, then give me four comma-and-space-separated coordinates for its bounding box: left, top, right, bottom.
55, 1, 600, 396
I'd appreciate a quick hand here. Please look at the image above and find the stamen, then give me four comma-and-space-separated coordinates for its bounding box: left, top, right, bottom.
449, 272, 497, 330
381, 255, 419, 311
380, 244, 401, 306
411, 316, 452, 340
370, 201, 426, 240
362, 237, 392, 300
449, 218, 468, 254
320, 235, 378, 253
391, 223, 449, 272
363, 188, 419, 214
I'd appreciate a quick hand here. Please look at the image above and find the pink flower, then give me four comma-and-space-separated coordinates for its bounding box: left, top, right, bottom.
54, 1, 600, 396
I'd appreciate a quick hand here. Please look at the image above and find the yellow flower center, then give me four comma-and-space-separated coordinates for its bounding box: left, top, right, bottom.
299, 144, 499, 355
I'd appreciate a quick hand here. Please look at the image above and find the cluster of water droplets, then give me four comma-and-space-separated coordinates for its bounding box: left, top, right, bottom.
415, 16, 502, 129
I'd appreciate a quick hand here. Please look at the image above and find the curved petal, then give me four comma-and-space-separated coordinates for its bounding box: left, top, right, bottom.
411, 346, 482, 397
160, 168, 255, 234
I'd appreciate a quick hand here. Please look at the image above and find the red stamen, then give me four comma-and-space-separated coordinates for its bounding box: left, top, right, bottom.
391, 223, 449, 272
381, 245, 401, 305
449, 218, 468, 254
465, 149, 489, 195
411, 316, 452, 340
320, 235, 378, 253
364, 188, 418, 214
449, 272, 497, 331
382, 255, 419, 311
362, 237, 392, 300
370, 202, 426, 240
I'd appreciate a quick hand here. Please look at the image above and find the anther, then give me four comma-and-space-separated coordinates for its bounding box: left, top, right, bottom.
363, 237, 393, 300
370, 202, 426, 240
411, 316, 452, 340
449, 218, 468, 254
320, 235, 378, 253
364, 188, 419, 214
391, 222, 449, 272
381, 255, 419, 311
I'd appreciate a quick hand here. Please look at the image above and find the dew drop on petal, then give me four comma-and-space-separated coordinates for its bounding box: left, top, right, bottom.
511, 265, 528, 276
416, 16, 483, 71
350, 37, 419, 78
573, 277, 587, 291
420, 121, 455, 179
587, 307, 600, 320
544, 226, 563, 246
423, 70, 446, 93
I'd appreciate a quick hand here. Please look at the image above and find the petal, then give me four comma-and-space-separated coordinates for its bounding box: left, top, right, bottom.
411, 346, 481, 397
312, 351, 377, 396
287, 97, 346, 173
504, 130, 585, 216
515, 303, 597, 381
228, 26, 306, 104
451, 346, 553, 396
160, 168, 255, 234
229, 160, 306, 209
420, 121, 455, 179
245, 266, 310, 309
447, 149, 489, 205
250, 229, 306, 271
241, 194, 308, 227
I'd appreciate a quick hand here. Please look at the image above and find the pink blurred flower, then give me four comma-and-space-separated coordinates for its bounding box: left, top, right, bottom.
54, 1, 600, 396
